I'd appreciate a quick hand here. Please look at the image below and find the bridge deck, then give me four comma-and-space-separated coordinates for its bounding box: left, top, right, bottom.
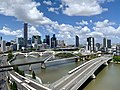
50, 56, 112, 90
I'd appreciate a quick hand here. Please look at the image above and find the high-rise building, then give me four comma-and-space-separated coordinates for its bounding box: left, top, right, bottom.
75, 35, 79, 47
103, 38, 111, 52
24, 23, 28, 48
107, 39, 111, 48
51, 34, 57, 48
116, 45, 120, 55
28, 38, 32, 45
103, 38, 107, 47
87, 37, 94, 52
0, 36, 2, 40
1, 41, 6, 52
0, 37, 6, 52
43, 35, 50, 46
96, 43, 101, 51
57, 40, 65, 47
32, 35, 42, 44
16, 37, 25, 50
45, 35, 50, 45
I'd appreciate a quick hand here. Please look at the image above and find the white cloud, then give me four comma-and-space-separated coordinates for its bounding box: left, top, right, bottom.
87, 32, 104, 38
48, 7, 59, 14
61, 0, 108, 16
94, 19, 115, 28
0, 25, 41, 39
0, 0, 54, 25
91, 20, 120, 43
28, 26, 41, 38
0, 26, 22, 36
98, 0, 114, 3
43, 1, 52, 5
76, 20, 88, 26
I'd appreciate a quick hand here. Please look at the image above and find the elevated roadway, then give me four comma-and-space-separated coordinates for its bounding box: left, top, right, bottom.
50, 55, 112, 90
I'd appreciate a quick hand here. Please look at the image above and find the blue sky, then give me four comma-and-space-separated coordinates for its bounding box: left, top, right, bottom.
0, 0, 120, 45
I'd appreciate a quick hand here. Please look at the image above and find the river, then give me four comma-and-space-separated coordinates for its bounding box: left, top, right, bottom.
12, 55, 84, 84
12, 55, 120, 90
83, 63, 120, 90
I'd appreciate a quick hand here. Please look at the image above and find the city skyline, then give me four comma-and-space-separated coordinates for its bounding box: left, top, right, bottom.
0, 0, 120, 44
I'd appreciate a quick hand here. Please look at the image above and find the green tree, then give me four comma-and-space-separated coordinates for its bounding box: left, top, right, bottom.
10, 82, 13, 89
113, 56, 120, 63
7, 76, 10, 83
12, 81, 17, 90
13, 65, 19, 73
7, 51, 13, 61
32, 71, 36, 79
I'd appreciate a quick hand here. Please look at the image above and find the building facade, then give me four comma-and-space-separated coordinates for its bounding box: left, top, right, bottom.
51, 34, 57, 48
24, 23, 28, 48
75, 35, 79, 47
87, 37, 94, 52
32, 35, 42, 44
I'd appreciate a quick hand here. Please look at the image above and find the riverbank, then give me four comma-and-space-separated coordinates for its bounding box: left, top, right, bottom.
83, 63, 120, 90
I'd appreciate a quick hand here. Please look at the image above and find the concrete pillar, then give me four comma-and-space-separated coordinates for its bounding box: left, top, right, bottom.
39, 53, 43, 56
77, 58, 80, 61
75, 58, 79, 62
91, 74, 96, 79
53, 55, 55, 59
83, 57, 85, 60
25, 53, 28, 57
41, 63, 46, 69
29, 64, 32, 71
103, 62, 108, 66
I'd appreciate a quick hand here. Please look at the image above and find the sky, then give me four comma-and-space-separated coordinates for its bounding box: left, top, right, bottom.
0, 0, 120, 45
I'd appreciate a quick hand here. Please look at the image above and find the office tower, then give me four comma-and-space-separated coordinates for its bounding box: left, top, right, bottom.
43, 35, 50, 46
103, 38, 107, 47
16, 37, 25, 50
45, 35, 50, 45
107, 39, 111, 48
32, 35, 42, 44
116, 45, 120, 55
1, 41, 6, 52
0, 36, 2, 41
75, 35, 79, 47
51, 34, 57, 48
87, 37, 94, 52
28, 38, 32, 45
24, 23, 28, 48
57, 40, 65, 47
96, 43, 101, 51
103, 38, 111, 52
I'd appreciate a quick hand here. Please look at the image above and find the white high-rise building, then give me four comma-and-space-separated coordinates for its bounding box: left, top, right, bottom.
1, 41, 6, 52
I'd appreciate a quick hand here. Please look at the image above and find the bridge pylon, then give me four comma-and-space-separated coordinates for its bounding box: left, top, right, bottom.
41, 63, 46, 69
103, 62, 108, 66
25, 53, 28, 57
29, 64, 32, 71
91, 74, 96, 79
39, 53, 43, 57
75, 58, 80, 62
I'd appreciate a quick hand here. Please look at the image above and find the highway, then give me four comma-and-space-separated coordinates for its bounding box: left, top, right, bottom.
50, 56, 112, 90
0, 55, 51, 90
0, 54, 112, 90
0, 55, 9, 90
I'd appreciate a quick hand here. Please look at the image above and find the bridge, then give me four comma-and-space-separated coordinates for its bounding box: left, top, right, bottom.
49, 55, 112, 90
1, 54, 112, 90
0, 55, 79, 69
3, 51, 55, 58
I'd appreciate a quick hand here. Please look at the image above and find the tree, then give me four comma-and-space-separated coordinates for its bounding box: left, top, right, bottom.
7, 51, 13, 61
113, 56, 120, 63
13, 65, 19, 73
7, 76, 10, 83
32, 71, 36, 79
12, 81, 17, 90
